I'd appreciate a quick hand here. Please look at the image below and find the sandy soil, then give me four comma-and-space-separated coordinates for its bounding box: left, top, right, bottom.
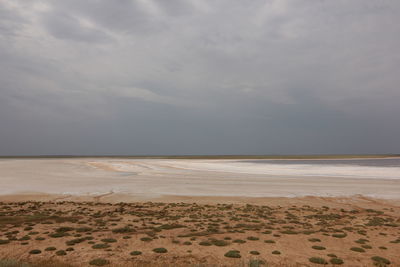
0, 197, 399, 267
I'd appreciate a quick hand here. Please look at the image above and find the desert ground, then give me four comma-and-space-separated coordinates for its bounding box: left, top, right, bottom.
0, 158, 399, 266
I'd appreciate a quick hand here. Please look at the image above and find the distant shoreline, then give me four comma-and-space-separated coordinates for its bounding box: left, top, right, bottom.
0, 154, 399, 159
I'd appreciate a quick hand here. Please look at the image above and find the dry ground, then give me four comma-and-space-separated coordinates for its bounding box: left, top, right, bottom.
0, 198, 399, 267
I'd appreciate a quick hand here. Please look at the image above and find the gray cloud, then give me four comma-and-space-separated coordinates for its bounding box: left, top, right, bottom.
0, 0, 400, 155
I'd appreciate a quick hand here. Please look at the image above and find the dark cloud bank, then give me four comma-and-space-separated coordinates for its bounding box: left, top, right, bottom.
0, 0, 399, 155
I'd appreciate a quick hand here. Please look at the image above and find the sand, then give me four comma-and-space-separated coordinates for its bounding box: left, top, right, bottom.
0, 199, 399, 267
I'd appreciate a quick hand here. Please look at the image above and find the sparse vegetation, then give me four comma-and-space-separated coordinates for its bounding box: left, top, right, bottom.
0, 200, 398, 266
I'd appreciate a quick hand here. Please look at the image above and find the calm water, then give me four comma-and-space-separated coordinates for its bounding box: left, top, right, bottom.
244, 158, 400, 167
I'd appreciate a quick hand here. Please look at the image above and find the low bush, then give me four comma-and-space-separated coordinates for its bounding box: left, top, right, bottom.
92, 243, 110, 249
224, 250, 241, 258
89, 258, 109, 266
101, 238, 117, 243
350, 247, 365, 253
55, 250, 67, 256
309, 257, 328, 265
29, 249, 41, 254
153, 248, 167, 253
371, 256, 391, 265
330, 258, 344, 265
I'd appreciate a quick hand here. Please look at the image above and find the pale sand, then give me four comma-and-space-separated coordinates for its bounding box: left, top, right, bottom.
0, 158, 400, 201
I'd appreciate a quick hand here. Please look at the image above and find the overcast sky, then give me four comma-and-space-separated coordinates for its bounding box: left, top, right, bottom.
0, 0, 399, 155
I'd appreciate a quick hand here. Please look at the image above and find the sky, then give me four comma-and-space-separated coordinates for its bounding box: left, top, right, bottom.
0, 0, 400, 156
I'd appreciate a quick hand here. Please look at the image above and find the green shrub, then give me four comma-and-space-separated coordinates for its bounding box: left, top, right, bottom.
211, 239, 229, 246
49, 232, 69, 238
140, 237, 152, 242
308, 238, 321, 242
250, 251, 260, 255
18, 236, 30, 241
224, 250, 241, 258
354, 238, 369, 244
112, 227, 134, 233
271, 250, 281, 255
248, 259, 266, 267
56, 227, 74, 233
29, 249, 41, 254
247, 236, 259, 241
130, 251, 142, 256
280, 230, 298, 235
233, 239, 246, 244
330, 258, 344, 265
312, 245, 326, 250
56, 250, 67, 256
89, 258, 109, 266
199, 241, 212, 246
350, 247, 365, 252
153, 248, 167, 253
45, 247, 57, 251
76, 227, 92, 232
371, 256, 391, 265
92, 243, 110, 249
332, 233, 347, 238
309, 257, 328, 264
101, 238, 117, 243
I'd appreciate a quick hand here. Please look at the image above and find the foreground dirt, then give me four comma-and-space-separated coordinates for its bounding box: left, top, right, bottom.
0, 198, 399, 266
